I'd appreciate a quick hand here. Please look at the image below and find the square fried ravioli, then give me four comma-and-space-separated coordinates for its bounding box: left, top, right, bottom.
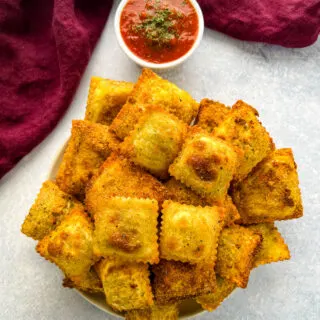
197, 275, 236, 312
214, 100, 274, 181
195, 99, 231, 133
247, 223, 290, 267
93, 197, 159, 263
152, 259, 216, 304
169, 128, 238, 202
232, 148, 303, 224
160, 201, 225, 264
121, 106, 187, 179
110, 68, 198, 139
56, 120, 119, 199
96, 259, 153, 312
85, 153, 167, 216
216, 225, 262, 288
85, 77, 134, 125
164, 178, 240, 226
36, 208, 96, 287
63, 267, 103, 293
21, 180, 83, 240
125, 303, 179, 320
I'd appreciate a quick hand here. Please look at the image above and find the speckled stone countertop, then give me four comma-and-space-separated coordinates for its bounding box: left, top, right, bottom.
1, 2, 319, 319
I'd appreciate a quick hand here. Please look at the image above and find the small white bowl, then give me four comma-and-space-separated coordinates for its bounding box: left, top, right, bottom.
114, 0, 204, 69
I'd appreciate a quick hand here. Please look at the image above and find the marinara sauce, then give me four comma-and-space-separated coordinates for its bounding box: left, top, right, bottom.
120, 0, 199, 64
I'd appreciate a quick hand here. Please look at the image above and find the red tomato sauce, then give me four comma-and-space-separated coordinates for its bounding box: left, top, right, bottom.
120, 0, 199, 64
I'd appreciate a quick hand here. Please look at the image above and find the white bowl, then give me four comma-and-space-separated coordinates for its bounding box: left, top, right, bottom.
50, 141, 205, 319
114, 0, 204, 69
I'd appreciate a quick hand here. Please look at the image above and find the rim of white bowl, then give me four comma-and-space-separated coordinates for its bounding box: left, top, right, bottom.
114, 0, 204, 69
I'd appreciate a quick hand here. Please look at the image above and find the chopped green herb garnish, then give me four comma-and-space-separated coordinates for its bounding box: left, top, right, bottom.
133, 6, 185, 48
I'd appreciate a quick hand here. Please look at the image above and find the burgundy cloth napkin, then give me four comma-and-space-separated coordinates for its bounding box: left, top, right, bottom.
0, 0, 113, 179
199, 0, 320, 48
0, 0, 319, 179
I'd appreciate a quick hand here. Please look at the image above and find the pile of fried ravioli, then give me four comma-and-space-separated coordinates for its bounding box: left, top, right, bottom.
22, 69, 303, 319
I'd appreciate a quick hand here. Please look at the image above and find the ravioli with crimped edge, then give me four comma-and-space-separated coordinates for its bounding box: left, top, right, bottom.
215, 225, 262, 288
96, 258, 153, 312
169, 127, 239, 202
232, 148, 303, 224
120, 106, 187, 179
36, 208, 98, 291
160, 200, 225, 264
56, 120, 119, 199
152, 259, 216, 304
85, 77, 134, 125
93, 197, 159, 263
21, 180, 83, 240
110, 68, 198, 140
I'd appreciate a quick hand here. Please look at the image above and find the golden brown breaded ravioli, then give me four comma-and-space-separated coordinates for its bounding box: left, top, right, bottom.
164, 179, 240, 226
214, 100, 275, 181
85, 77, 134, 125
121, 106, 187, 179
247, 223, 290, 267
195, 99, 231, 133
197, 275, 236, 312
56, 120, 119, 199
152, 259, 216, 304
125, 303, 179, 320
21, 180, 83, 240
85, 153, 167, 216
160, 201, 225, 264
169, 127, 238, 202
96, 259, 153, 312
93, 197, 159, 263
110, 68, 198, 140
63, 267, 103, 293
232, 148, 303, 224
215, 225, 262, 288
36, 208, 97, 288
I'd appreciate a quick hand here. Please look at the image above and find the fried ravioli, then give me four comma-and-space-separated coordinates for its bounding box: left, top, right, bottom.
169, 127, 238, 202
214, 100, 274, 181
36, 208, 97, 288
232, 148, 303, 224
215, 225, 262, 288
121, 106, 187, 179
96, 258, 153, 311
85, 77, 134, 125
164, 179, 240, 226
247, 223, 290, 267
93, 197, 159, 263
152, 259, 216, 304
195, 99, 231, 133
160, 201, 224, 264
63, 267, 103, 293
56, 120, 119, 199
110, 68, 198, 140
125, 303, 179, 320
196, 275, 236, 312
85, 153, 167, 216
21, 180, 83, 240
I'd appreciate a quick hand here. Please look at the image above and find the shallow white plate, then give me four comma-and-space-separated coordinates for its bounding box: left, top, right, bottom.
49, 141, 205, 319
